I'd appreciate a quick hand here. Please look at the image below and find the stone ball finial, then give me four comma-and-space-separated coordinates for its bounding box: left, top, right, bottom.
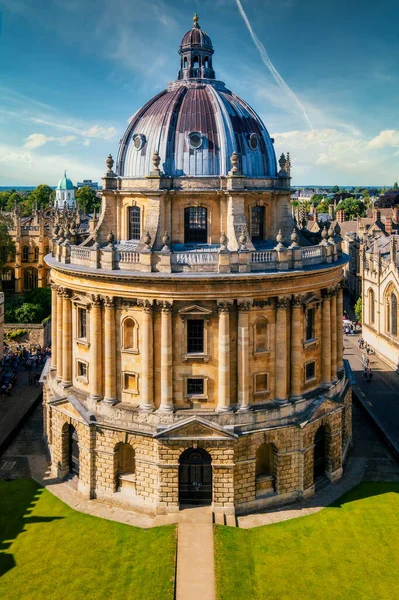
220, 231, 227, 249
107, 231, 115, 245
321, 226, 328, 240
238, 231, 247, 249
276, 229, 283, 244
290, 228, 298, 247
162, 231, 170, 251
106, 154, 114, 173
334, 222, 341, 236
230, 151, 240, 175
328, 225, 334, 241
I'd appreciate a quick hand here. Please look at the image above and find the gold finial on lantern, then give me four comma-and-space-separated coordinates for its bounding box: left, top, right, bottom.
193, 13, 199, 28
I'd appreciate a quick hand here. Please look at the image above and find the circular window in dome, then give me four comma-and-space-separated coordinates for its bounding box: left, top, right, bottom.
248, 133, 259, 151
188, 132, 203, 150
133, 134, 146, 151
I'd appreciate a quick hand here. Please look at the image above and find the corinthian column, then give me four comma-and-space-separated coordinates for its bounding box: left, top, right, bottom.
330, 288, 338, 382
139, 300, 154, 410
61, 289, 72, 387
275, 296, 290, 402
56, 288, 63, 381
158, 301, 173, 412
337, 283, 344, 371
103, 296, 117, 404
237, 300, 251, 411
89, 295, 102, 401
216, 301, 232, 412
290, 295, 304, 400
321, 289, 332, 386
51, 284, 57, 370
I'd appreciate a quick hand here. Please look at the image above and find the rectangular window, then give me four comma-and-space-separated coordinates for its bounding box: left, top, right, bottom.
184, 207, 207, 244
305, 308, 315, 341
124, 373, 138, 393
187, 378, 204, 396
129, 206, 141, 240
187, 319, 204, 353
255, 373, 268, 393
22, 247, 29, 262
306, 362, 315, 380
77, 361, 87, 379
78, 307, 87, 339
251, 206, 265, 242
34, 247, 39, 261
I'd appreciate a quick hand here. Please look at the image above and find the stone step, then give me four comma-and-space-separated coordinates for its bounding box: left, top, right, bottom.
225, 513, 237, 527
213, 512, 225, 525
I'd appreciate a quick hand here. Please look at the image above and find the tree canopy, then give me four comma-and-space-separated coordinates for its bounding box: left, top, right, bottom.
75, 186, 101, 213
335, 197, 367, 219
0, 213, 16, 283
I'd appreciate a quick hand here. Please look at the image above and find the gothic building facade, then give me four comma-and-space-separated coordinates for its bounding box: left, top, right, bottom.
43, 16, 352, 516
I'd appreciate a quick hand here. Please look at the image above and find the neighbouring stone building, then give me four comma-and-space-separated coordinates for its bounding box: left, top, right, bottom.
43, 15, 352, 516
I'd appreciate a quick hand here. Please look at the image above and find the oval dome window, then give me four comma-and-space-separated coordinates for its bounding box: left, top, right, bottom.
249, 133, 258, 150
189, 132, 203, 149
133, 134, 146, 150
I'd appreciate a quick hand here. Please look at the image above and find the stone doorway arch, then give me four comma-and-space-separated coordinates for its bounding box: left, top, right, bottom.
179, 447, 212, 506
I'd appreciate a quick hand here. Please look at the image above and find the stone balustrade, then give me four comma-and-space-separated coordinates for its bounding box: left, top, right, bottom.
49, 238, 342, 274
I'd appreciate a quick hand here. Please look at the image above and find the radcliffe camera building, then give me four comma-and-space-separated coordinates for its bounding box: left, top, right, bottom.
44, 15, 352, 515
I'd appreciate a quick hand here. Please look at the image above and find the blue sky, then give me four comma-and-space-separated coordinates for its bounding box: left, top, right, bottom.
0, 0, 398, 186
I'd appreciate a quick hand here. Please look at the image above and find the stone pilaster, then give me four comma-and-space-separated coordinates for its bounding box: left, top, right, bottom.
61, 289, 72, 387
216, 301, 233, 412
237, 300, 251, 411
89, 295, 103, 401
56, 288, 63, 381
103, 296, 117, 404
337, 284, 344, 371
51, 284, 57, 370
139, 300, 154, 410
330, 288, 338, 383
157, 301, 174, 412
321, 289, 332, 386
275, 296, 290, 402
290, 295, 305, 400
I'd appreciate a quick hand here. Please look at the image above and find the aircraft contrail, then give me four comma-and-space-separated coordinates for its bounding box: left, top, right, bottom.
235, 0, 313, 130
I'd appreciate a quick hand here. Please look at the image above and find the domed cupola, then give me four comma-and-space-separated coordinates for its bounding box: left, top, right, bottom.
178, 13, 215, 80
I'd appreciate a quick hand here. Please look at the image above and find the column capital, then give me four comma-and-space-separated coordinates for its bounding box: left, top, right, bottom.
217, 300, 233, 313
237, 299, 251, 312
276, 295, 291, 309
291, 294, 305, 307
157, 300, 173, 313
322, 287, 334, 299
103, 296, 116, 309
90, 294, 102, 307
138, 299, 154, 313
253, 299, 271, 308
60, 288, 72, 300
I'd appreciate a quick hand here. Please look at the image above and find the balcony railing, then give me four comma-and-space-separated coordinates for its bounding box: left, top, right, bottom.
49, 238, 342, 275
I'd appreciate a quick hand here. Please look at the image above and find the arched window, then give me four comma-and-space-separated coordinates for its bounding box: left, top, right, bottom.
183, 57, 188, 69
68, 425, 79, 476
254, 317, 269, 352
1, 267, 15, 291
369, 289, 375, 325
122, 317, 138, 351
387, 299, 391, 333
251, 206, 265, 242
204, 57, 209, 68
255, 443, 276, 496
193, 56, 199, 68
114, 443, 135, 492
392, 293, 397, 336
128, 206, 141, 241
23, 267, 38, 291
184, 206, 207, 244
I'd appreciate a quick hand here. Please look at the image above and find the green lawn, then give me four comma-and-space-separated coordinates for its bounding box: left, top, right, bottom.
215, 482, 399, 600
0, 479, 176, 600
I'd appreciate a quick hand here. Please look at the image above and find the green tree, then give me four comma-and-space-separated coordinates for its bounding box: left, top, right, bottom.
354, 297, 362, 323
5, 192, 23, 212
332, 185, 340, 193
380, 186, 387, 195
75, 186, 101, 213
393, 182, 398, 190
335, 197, 367, 219
14, 303, 45, 324
316, 199, 330, 212
0, 214, 16, 288
20, 184, 54, 216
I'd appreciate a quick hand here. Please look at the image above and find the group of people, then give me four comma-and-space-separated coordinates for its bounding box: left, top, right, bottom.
0, 344, 51, 396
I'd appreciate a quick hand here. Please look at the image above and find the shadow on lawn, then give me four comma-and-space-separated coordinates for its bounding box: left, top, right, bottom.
329, 481, 399, 509
0, 479, 64, 578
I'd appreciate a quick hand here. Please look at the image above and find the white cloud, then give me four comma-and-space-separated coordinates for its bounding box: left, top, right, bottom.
83, 125, 116, 139
24, 133, 76, 149
367, 130, 399, 149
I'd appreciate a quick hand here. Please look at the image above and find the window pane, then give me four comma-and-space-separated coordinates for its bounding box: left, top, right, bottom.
187, 378, 204, 395
184, 207, 207, 244
187, 319, 204, 353
129, 206, 141, 240
79, 308, 87, 339
306, 362, 315, 380
255, 373, 268, 392
251, 206, 264, 242
306, 308, 315, 340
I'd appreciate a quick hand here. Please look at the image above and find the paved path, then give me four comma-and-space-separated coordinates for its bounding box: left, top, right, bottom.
175, 507, 215, 600
344, 331, 399, 455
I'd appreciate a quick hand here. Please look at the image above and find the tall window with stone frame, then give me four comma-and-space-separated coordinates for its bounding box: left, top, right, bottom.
251, 206, 265, 242
34, 246, 39, 261
22, 246, 29, 262
392, 293, 398, 337
78, 307, 87, 340
254, 318, 269, 352
305, 307, 316, 341
187, 319, 204, 353
368, 289, 375, 325
128, 206, 141, 241
184, 207, 207, 244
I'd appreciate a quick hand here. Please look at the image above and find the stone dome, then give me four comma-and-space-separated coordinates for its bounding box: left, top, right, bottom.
117, 16, 277, 179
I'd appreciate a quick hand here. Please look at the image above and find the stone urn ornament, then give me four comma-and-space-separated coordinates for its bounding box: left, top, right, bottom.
106, 153, 114, 173
107, 231, 115, 247
143, 231, 152, 249
162, 231, 170, 251
152, 151, 161, 173
290, 228, 299, 247
220, 231, 227, 250
321, 226, 328, 242
238, 231, 247, 250
229, 151, 240, 175
275, 229, 285, 250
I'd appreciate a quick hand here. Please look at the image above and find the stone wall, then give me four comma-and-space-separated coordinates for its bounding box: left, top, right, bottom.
5, 320, 51, 349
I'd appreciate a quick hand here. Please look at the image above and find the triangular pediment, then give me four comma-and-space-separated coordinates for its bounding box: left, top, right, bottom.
178, 305, 212, 317
154, 417, 237, 440
48, 395, 96, 424
71, 294, 91, 306
299, 396, 339, 428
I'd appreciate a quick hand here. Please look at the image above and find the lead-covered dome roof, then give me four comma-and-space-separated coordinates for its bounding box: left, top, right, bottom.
117, 15, 277, 179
